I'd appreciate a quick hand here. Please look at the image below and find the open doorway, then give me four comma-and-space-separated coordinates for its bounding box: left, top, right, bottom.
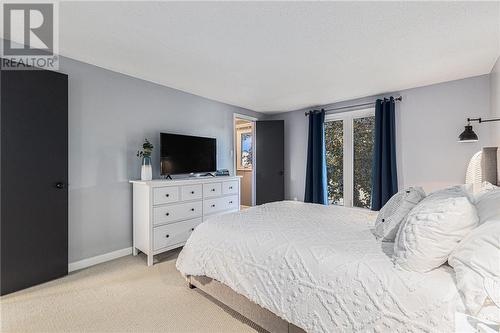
234, 114, 256, 209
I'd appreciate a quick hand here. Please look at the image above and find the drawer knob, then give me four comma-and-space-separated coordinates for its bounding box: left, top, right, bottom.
191, 228, 195, 231
211, 188, 215, 192
211, 204, 216, 208
165, 194, 170, 197
191, 208, 195, 211
229, 201, 233, 204
229, 186, 233, 189
166, 212, 170, 216
191, 191, 195, 194
165, 234, 170, 238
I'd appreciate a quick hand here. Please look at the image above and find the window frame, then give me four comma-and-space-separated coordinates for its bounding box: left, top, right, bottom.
325, 108, 375, 208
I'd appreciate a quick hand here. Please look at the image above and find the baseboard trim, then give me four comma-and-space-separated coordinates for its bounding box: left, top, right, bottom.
68, 247, 132, 272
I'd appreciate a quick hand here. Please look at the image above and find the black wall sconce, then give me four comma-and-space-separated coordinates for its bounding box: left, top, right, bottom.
459, 117, 500, 142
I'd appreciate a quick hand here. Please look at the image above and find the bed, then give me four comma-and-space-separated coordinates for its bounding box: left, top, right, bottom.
177, 147, 499, 332
176, 201, 467, 333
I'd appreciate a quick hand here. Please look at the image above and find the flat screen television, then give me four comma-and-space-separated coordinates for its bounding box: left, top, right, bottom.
160, 133, 216, 176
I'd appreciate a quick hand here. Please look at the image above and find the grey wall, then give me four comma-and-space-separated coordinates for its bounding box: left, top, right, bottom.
59, 57, 263, 262
269, 75, 492, 201
491, 57, 500, 143
489, 56, 500, 180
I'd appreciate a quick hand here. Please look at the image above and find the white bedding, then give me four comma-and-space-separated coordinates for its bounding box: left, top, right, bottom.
176, 201, 466, 333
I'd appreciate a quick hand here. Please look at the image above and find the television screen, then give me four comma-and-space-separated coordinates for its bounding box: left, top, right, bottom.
160, 133, 216, 175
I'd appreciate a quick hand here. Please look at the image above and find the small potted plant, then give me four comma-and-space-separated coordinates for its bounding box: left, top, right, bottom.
137, 139, 154, 180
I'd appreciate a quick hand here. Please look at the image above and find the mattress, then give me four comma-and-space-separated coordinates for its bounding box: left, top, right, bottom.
176, 201, 466, 333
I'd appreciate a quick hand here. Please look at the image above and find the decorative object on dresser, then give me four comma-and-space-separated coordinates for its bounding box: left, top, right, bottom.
130, 176, 241, 266
215, 169, 230, 176
137, 138, 154, 181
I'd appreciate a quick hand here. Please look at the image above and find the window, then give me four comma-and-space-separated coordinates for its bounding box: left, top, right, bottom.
240, 132, 252, 168
324, 109, 375, 209
236, 124, 253, 170
325, 120, 344, 205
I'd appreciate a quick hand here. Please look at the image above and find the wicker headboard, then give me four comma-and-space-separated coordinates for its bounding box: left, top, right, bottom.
482, 147, 499, 185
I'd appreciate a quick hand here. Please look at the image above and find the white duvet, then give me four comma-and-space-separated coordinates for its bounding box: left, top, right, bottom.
176, 201, 466, 333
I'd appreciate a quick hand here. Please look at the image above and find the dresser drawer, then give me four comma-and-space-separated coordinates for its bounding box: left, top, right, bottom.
203, 182, 222, 198
222, 195, 239, 211
153, 201, 202, 226
153, 186, 179, 205
204, 195, 239, 215
204, 197, 221, 214
222, 180, 239, 195
181, 184, 202, 201
153, 218, 202, 251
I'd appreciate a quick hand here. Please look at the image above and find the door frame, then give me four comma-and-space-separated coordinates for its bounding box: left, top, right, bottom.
233, 113, 258, 206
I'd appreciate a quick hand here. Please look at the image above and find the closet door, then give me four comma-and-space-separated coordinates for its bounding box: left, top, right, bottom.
1, 69, 68, 295
255, 120, 285, 204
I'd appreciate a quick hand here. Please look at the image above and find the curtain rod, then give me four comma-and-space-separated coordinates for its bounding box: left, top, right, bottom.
305, 96, 403, 116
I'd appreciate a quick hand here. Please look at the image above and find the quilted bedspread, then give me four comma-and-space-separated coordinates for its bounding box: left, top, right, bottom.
176, 201, 465, 333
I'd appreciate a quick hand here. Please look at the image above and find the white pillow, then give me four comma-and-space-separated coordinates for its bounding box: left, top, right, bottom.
470, 182, 498, 201
474, 185, 500, 224
426, 184, 473, 201
448, 220, 500, 315
374, 187, 426, 242
393, 192, 479, 273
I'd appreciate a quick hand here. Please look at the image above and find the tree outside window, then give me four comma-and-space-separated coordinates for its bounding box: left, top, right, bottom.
325, 120, 344, 205
353, 117, 375, 208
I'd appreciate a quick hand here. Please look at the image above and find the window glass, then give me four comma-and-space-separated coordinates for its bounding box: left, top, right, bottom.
353, 116, 375, 208
240, 133, 252, 168
324, 120, 344, 205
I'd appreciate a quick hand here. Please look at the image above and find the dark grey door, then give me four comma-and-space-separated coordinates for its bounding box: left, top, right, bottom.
255, 120, 284, 205
1, 69, 68, 295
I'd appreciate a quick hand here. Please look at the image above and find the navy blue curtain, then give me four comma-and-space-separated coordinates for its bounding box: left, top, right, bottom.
304, 110, 328, 205
371, 97, 398, 211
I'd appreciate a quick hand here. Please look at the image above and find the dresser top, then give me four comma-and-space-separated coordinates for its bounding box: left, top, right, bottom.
130, 176, 241, 187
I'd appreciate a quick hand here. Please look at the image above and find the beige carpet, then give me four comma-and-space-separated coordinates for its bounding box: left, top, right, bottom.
0, 249, 259, 333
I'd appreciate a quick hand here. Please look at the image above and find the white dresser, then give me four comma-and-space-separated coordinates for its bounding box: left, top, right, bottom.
130, 176, 241, 266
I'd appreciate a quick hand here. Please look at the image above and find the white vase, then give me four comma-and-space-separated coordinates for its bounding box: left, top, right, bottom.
141, 156, 153, 181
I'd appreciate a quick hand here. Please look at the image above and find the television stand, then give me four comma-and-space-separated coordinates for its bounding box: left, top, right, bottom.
130, 176, 241, 266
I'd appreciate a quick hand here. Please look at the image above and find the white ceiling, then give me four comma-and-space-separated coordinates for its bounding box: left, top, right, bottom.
21, 2, 500, 112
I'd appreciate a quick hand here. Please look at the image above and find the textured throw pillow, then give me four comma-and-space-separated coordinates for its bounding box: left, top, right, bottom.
393, 190, 479, 273
448, 220, 500, 315
374, 187, 426, 242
